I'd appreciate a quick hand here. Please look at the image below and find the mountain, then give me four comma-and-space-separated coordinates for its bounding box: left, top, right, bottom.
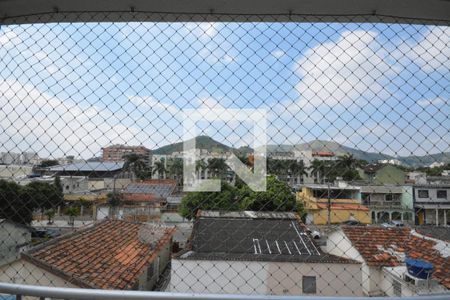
152, 136, 234, 155
398, 152, 450, 168
152, 136, 449, 167
266, 140, 392, 163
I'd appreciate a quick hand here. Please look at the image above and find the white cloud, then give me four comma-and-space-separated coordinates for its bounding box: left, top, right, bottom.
294, 30, 392, 113
409, 27, 450, 72
272, 50, 285, 58
417, 97, 446, 107
0, 30, 20, 47
0, 80, 152, 158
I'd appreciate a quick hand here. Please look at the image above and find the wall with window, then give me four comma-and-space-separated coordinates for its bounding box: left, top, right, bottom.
414, 186, 450, 202
170, 259, 363, 296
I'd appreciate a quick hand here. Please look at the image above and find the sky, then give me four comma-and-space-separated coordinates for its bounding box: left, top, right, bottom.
0, 21, 448, 159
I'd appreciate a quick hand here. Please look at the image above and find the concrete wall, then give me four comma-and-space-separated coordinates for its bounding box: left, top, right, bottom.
0, 222, 30, 267
170, 259, 363, 296
138, 240, 172, 290
313, 209, 370, 225
0, 259, 78, 288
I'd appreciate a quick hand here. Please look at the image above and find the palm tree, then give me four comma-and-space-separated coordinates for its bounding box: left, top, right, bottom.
153, 158, 166, 179
195, 159, 208, 179
168, 158, 184, 185
207, 158, 228, 179
310, 159, 327, 183
123, 153, 148, 180
337, 153, 359, 170
288, 160, 308, 185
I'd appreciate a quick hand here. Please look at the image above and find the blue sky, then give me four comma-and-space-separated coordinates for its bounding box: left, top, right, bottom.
0, 21, 448, 159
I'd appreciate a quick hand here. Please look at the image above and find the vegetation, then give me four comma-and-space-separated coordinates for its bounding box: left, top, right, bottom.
153, 158, 167, 179
179, 175, 301, 220
45, 209, 55, 225
123, 153, 150, 180
66, 206, 80, 225
38, 160, 60, 168
0, 179, 64, 225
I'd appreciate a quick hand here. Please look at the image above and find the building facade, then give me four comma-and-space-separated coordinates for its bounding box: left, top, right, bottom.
102, 144, 151, 165
414, 185, 450, 226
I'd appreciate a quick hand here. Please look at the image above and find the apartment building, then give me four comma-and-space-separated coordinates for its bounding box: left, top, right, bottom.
414, 184, 450, 225
102, 144, 151, 165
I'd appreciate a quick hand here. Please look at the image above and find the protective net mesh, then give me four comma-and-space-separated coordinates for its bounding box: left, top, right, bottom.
0, 13, 449, 298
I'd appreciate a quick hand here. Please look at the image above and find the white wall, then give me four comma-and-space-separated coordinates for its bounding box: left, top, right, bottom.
170, 259, 363, 296
0, 222, 30, 267
0, 259, 79, 288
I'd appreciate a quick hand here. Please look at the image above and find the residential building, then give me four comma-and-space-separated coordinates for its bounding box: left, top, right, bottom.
430, 162, 445, 168
170, 211, 363, 296
0, 220, 175, 290
0, 220, 31, 267
102, 144, 151, 165
0, 152, 40, 165
360, 185, 414, 224
96, 179, 177, 221
0, 165, 33, 179
297, 183, 370, 224
407, 172, 427, 185
360, 164, 406, 185
325, 226, 450, 296
414, 184, 450, 225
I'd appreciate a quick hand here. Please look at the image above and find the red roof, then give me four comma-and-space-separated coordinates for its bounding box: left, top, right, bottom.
24, 220, 175, 289
343, 226, 450, 288
317, 203, 369, 211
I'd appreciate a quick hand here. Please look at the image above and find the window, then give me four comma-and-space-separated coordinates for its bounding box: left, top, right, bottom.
393, 279, 402, 297
302, 276, 316, 294
418, 190, 429, 198
437, 190, 447, 199
385, 194, 393, 201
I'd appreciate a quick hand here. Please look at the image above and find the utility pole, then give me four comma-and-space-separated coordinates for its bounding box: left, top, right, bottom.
327, 182, 331, 226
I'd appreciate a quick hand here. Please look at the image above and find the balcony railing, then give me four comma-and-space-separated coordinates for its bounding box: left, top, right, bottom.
1, 283, 449, 300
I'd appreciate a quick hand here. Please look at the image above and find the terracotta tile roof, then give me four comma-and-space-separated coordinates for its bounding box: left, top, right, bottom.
316, 203, 369, 211
23, 220, 175, 290
342, 226, 450, 289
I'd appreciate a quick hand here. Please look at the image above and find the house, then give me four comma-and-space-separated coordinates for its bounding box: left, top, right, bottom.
0, 220, 175, 290
414, 184, 450, 225
170, 211, 363, 296
360, 185, 414, 224
297, 183, 370, 224
325, 226, 449, 296
0, 219, 31, 266
360, 164, 406, 185
96, 179, 177, 221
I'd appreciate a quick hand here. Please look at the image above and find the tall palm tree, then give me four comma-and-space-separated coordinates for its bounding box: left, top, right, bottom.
310, 159, 326, 183
207, 158, 228, 179
195, 159, 208, 179
288, 160, 308, 185
168, 158, 184, 185
337, 153, 359, 170
123, 153, 148, 180
153, 158, 167, 179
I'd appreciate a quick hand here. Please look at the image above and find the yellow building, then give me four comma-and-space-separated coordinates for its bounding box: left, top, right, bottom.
297, 184, 371, 225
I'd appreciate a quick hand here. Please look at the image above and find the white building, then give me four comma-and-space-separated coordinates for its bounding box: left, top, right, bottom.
170, 211, 363, 296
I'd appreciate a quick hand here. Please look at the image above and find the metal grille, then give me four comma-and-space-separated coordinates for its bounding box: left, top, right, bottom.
0, 12, 449, 299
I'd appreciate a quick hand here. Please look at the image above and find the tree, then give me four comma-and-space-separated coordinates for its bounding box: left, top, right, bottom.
287, 160, 307, 185
207, 158, 228, 179
310, 159, 327, 183
123, 153, 149, 180
168, 158, 184, 185
179, 181, 239, 220
195, 159, 208, 179
45, 209, 55, 225
179, 175, 303, 220
107, 192, 122, 219
38, 160, 59, 168
336, 154, 361, 181
66, 206, 79, 226
22, 181, 64, 214
0, 180, 34, 225
239, 175, 297, 212
153, 158, 166, 179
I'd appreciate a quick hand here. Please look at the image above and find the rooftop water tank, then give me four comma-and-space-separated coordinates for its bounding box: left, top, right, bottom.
405, 258, 433, 280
